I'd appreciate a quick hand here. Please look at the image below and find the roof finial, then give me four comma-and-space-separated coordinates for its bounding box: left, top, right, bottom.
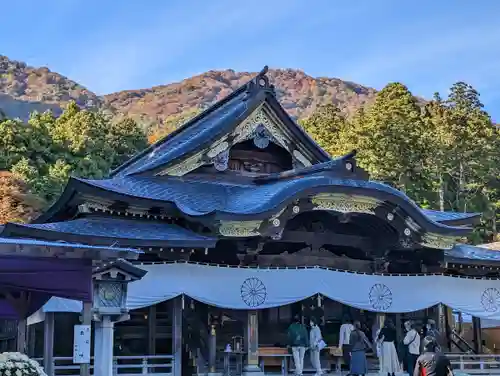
243, 65, 274, 100
254, 65, 271, 89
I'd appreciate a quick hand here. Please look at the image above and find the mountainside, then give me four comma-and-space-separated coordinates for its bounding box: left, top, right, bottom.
0, 55, 377, 123
0, 55, 104, 120
103, 69, 377, 123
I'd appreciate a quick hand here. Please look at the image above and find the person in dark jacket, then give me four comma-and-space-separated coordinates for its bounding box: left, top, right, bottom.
378, 319, 401, 376
287, 314, 309, 376
414, 336, 453, 376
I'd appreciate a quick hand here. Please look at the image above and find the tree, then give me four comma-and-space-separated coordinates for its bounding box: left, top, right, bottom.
352, 83, 429, 197
299, 103, 352, 157
107, 117, 148, 170
148, 108, 201, 144
440, 83, 500, 240
0, 171, 45, 223
3, 102, 148, 204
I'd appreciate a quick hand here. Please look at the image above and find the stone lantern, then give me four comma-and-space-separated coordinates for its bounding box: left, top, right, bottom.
92, 259, 147, 376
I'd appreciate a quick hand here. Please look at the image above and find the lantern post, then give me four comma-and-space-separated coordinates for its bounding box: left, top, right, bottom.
91, 260, 146, 376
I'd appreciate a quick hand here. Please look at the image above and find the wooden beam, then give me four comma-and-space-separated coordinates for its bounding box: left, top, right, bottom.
80, 302, 92, 376
148, 305, 157, 355
275, 230, 371, 249
44, 312, 55, 376
472, 317, 482, 353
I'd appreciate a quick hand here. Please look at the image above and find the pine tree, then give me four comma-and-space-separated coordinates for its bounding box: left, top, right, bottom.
299, 103, 351, 157
353, 83, 428, 196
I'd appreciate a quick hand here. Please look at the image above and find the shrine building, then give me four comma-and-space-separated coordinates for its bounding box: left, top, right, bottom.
2, 67, 500, 376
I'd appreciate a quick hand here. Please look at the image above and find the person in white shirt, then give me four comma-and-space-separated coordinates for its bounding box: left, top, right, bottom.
403, 320, 420, 374
309, 317, 324, 376
339, 316, 354, 371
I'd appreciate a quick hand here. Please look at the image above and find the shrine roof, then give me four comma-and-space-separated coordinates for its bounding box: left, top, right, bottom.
0, 236, 141, 259
420, 209, 481, 226
2, 217, 217, 248
38, 172, 480, 237
111, 66, 330, 177
445, 244, 500, 266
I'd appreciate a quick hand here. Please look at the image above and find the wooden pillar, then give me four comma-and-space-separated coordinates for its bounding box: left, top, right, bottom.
437, 304, 446, 334
17, 318, 28, 353
472, 317, 482, 353
395, 314, 403, 343
80, 302, 92, 376
43, 312, 55, 376
444, 307, 452, 351
244, 310, 263, 375
437, 304, 448, 350
148, 305, 157, 355
208, 324, 217, 373
28, 325, 36, 357
172, 297, 182, 376
457, 311, 463, 334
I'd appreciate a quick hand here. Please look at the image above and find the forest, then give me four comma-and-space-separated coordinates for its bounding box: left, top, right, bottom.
0, 81, 499, 244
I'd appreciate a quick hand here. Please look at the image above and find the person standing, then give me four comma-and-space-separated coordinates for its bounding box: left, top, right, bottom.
414, 336, 453, 376
426, 319, 442, 351
339, 315, 354, 371
349, 320, 372, 376
309, 317, 324, 376
288, 314, 309, 376
378, 319, 401, 376
403, 321, 420, 374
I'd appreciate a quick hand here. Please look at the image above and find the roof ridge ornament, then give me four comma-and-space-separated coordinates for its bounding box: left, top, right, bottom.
244, 65, 275, 100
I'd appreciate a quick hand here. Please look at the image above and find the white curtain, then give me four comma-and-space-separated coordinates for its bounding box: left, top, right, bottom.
39, 263, 500, 320
124, 263, 500, 319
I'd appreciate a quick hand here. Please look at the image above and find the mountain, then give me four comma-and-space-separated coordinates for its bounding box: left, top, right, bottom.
0, 55, 377, 123
0, 55, 104, 120
103, 69, 377, 124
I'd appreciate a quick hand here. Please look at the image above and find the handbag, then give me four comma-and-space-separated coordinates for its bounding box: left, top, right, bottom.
404, 332, 418, 353
317, 339, 327, 351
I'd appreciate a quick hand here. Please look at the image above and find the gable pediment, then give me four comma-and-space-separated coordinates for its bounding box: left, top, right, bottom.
158, 104, 315, 176
112, 67, 330, 178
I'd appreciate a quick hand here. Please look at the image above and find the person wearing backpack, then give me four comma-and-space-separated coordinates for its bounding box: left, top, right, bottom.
287, 314, 309, 376
349, 320, 372, 376
414, 336, 453, 376
403, 321, 421, 374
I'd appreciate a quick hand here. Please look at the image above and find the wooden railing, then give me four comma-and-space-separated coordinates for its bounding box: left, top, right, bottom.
447, 353, 500, 374
450, 329, 477, 354
34, 355, 174, 376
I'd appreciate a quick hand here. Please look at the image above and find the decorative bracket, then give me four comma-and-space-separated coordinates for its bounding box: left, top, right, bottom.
252, 124, 271, 149
212, 149, 230, 171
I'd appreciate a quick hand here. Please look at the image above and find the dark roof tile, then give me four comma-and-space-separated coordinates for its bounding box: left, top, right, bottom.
75, 175, 478, 235
4, 218, 217, 248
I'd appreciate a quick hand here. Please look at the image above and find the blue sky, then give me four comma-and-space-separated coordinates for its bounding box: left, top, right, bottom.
3, 0, 500, 120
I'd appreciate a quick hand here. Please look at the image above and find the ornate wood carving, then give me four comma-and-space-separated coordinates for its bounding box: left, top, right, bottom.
310, 193, 379, 215
218, 220, 262, 237
420, 234, 459, 250
157, 106, 313, 176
